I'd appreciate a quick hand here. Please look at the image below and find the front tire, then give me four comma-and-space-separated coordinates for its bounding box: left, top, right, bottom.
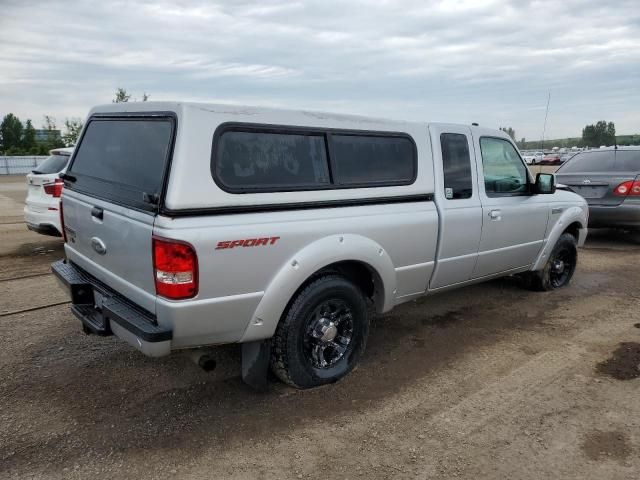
270, 274, 369, 389
525, 232, 578, 291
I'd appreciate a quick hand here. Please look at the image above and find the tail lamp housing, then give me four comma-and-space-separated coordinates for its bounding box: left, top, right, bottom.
152, 236, 198, 300
43, 178, 64, 197
613, 180, 640, 197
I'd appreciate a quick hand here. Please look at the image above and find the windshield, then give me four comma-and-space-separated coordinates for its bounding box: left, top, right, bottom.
33, 154, 70, 174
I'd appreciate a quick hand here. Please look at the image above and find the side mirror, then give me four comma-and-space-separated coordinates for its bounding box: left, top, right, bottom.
535, 173, 556, 194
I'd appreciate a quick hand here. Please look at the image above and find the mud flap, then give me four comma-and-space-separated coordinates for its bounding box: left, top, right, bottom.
241, 340, 271, 391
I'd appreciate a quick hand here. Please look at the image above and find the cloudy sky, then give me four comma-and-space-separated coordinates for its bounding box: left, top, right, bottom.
1, 0, 639, 139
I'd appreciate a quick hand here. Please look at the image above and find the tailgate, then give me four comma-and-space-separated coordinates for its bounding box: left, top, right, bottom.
63, 191, 157, 312
61, 114, 176, 313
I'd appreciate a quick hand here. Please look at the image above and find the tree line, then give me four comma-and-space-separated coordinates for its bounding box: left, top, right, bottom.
0, 88, 148, 155
502, 121, 633, 150
2, 92, 634, 155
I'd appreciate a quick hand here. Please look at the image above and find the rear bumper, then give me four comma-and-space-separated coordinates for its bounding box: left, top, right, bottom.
24, 205, 62, 236
27, 222, 62, 236
52, 260, 172, 356
588, 203, 640, 229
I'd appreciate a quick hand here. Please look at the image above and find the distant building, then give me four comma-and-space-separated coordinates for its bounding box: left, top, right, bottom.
35, 129, 61, 143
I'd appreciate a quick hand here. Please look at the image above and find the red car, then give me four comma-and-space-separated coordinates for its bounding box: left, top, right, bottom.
539, 154, 562, 165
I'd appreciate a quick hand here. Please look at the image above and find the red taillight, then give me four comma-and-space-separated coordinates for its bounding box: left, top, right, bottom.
43, 178, 64, 197
613, 180, 640, 197
152, 236, 198, 300
59, 200, 67, 243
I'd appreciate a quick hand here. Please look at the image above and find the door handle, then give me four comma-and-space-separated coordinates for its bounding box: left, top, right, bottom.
91, 206, 104, 220
488, 209, 501, 220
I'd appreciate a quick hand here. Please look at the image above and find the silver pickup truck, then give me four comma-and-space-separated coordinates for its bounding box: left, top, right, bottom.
52, 102, 588, 389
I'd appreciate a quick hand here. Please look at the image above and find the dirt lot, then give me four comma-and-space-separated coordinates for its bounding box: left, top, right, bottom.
1, 176, 639, 479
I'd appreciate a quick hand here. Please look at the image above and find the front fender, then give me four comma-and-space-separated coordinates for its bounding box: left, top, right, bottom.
239, 234, 396, 343
532, 205, 587, 271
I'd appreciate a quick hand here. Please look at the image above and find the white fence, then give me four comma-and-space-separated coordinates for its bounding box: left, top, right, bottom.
0, 156, 48, 175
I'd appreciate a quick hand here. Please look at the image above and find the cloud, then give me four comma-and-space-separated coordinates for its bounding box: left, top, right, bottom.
1, 0, 639, 138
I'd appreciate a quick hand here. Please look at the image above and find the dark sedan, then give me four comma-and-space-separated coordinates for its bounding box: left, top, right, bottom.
555, 148, 640, 230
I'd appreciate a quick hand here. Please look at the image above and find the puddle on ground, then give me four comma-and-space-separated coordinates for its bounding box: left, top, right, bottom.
596, 342, 640, 380
581, 430, 632, 462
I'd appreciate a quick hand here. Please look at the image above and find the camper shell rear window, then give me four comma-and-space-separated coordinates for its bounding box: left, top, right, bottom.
66, 114, 175, 211
212, 123, 417, 193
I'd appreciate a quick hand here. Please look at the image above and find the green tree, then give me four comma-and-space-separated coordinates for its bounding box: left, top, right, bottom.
606, 122, 616, 144
62, 118, 84, 146
41, 115, 64, 151
0, 113, 24, 153
22, 119, 37, 151
113, 87, 131, 103
43, 115, 56, 131
499, 126, 516, 141
582, 121, 616, 147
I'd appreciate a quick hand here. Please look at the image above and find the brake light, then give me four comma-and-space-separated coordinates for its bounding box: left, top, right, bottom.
613, 180, 640, 197
152, 236, 198, 300
43, 178, 64, 197
59, 200, 67, 242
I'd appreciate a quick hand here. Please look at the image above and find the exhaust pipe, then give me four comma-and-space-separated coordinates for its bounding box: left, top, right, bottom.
187, 349, 217, 372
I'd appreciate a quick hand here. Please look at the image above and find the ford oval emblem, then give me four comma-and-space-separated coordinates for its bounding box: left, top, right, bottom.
90, 237, 107, 255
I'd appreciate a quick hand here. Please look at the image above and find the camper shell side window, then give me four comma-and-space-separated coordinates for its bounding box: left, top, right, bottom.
211, 123, 418, 193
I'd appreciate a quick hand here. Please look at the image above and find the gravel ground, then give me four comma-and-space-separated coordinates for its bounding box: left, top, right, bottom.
1, 177, 639, 479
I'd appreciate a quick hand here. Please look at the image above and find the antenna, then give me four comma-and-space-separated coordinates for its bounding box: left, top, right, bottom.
540, 91, 551, 152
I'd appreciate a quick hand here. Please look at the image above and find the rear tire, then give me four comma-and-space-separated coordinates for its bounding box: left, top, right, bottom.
524, 233, 578, 291
270, 274, 369, 389
628, 230, 640, 244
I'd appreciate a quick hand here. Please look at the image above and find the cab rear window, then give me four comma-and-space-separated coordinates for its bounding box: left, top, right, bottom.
68, 117, 174, 210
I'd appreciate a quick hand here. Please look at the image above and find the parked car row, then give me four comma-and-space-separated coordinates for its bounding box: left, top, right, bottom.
522, 151, 577, 166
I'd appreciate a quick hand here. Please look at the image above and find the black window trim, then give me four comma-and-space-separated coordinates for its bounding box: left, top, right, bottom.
210, 122, 418, 194
479, 135, 534, 198
440, 132, 473, 200
65, 111, 178, 214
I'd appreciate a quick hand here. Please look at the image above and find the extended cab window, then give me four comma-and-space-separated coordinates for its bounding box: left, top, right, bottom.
480, 137, 528, 196
440, 133, 472, 199
331, 135, 415, 185
68, 117, 174, 210
215, 130, 330, 192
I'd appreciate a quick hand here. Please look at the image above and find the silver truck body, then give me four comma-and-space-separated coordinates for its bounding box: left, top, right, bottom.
53, 102, 588, 386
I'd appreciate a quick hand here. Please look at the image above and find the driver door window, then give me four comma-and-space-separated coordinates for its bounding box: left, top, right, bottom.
480, 137, 528, 196
472, 135, 548, 279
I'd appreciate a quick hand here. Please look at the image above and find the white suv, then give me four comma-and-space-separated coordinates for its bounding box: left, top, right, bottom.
24, 147, 73, 236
